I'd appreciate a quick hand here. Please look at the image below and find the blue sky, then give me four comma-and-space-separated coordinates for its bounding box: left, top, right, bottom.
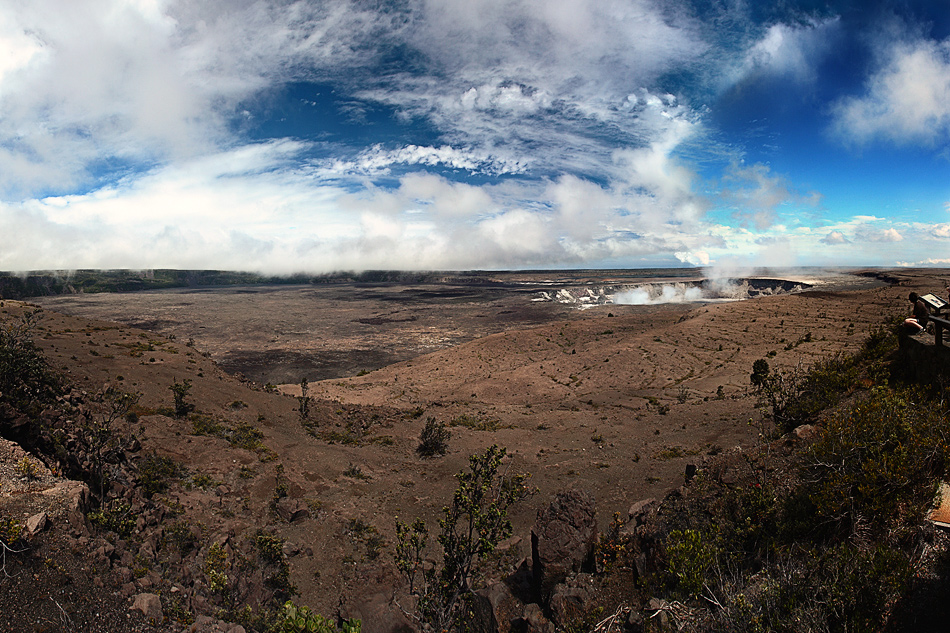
1, 0, 948, 273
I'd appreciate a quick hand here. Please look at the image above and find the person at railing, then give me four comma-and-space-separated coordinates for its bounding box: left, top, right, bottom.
904, 292, 930, 333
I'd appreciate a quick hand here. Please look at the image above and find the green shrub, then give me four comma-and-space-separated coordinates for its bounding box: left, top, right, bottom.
189, 473, 220, 490
595, 512, 630, 573
15, 456, 39, 480
395, 445, 531, 631
799, 386, 950, 540
88, 502, 135, 537
191, 414, 224, 436
636, 316, 937, 632
449, 414, 505, 431
750, 359, 770, 387
273, 600, 361, 632
204, 542, 228, 594
165, 520, 198, 555
255, 530, 295, 598
297, 378, 311, 420
713, 480, 779, 559
754, 354, 859, 433
0, 310, 61, 416
345, 519, 385, 561
138, 454, 185, 496
665, 528, 718, 598
228, 422, 265, 451
722, 543, 911, 633
0, 518, 23, 545
416, 418, 450, 458
256, 530, 285, 564
343, 464, 370, 480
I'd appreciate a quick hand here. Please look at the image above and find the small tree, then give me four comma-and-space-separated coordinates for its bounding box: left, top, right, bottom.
753, 356, 859, 434
0, 309, 61, 416
395, 445, 532, 631
416, 418, 450, 458
297, 378, 311, 420
169, 378, 195, 418
750, 359, 770, 388
85, 386, 140, 500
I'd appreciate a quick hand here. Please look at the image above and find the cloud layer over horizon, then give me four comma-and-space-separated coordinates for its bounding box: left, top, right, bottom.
1, 0, 949, 273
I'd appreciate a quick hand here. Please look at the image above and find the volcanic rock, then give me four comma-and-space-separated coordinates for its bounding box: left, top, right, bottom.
130, 592, 163, 621
531, 489, 597, 600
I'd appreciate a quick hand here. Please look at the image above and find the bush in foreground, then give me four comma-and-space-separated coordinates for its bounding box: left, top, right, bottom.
648, 323, 947, 632
395, 445, 531, 631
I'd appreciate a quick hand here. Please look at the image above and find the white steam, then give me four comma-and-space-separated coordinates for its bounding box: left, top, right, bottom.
613, 284, 705, 305
541, 275, 809, 307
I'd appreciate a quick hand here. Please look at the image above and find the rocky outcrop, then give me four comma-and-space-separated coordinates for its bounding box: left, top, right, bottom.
531, 488, 597, 601
463, 489, 602, 633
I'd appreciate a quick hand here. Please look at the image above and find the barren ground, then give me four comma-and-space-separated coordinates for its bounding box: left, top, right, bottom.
3, 267, 943, 630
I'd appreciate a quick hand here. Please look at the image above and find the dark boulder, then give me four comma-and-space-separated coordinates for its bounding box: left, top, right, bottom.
531, 489, 597, 601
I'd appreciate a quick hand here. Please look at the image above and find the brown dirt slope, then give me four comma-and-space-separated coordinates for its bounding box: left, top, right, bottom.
0, 268, 945, 631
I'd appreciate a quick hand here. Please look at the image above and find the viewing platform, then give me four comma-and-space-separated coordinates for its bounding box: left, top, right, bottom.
897, 294, 950, 381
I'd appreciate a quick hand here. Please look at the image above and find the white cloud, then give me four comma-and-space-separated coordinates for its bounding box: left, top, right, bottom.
350, 145, 526, 176
0, 12, 43, 92
416, 0, 703, 87
0, 134, 719, 273
878, 228, 904, 242
832, 37, 950, 146
675, 251, 710, 266
0, 0, 396, 197
2, 2, 945, 274
707, 17, 840, 95
897, 257, 950, 268
0, 0, 715, 212
459, 83, 552, 115
742, 20, 837, 82
718, 162, 819, 230
353, 1, 710, 179
820, 230, 849, 245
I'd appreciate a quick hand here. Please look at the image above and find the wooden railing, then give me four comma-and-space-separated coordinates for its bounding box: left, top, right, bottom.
932, 315, 950, 347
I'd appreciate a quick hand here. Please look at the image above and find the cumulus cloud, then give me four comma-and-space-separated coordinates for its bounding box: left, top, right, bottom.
832, 37, 950, 146
854, 225, 904, 243
413, 0, 703, 88
820, 230, 849, 245
352, 0, 710, 180
675, 251, 710, 266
